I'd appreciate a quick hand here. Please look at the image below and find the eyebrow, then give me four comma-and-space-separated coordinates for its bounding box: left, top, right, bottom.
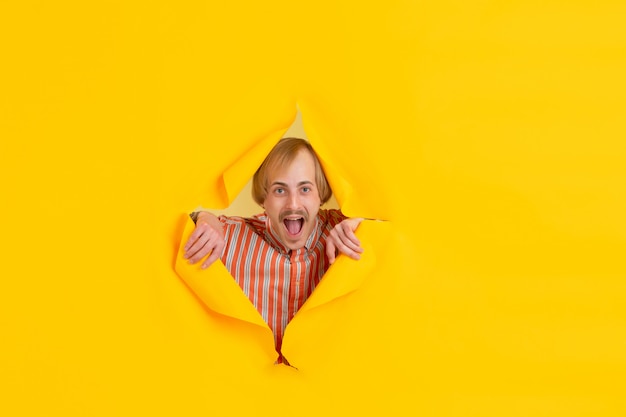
271, 180, 314, 187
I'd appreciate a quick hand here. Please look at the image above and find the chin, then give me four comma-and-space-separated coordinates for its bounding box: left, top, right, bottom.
284, 238, 306, 251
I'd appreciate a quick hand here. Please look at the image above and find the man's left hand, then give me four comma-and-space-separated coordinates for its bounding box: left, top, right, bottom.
326, 218, 364, 264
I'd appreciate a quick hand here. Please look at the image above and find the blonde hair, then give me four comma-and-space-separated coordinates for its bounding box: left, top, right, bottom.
252, 137, 332, 206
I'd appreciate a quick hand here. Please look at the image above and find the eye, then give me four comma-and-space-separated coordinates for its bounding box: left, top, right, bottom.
302, 187, 311, 193
274, 188, 285, 194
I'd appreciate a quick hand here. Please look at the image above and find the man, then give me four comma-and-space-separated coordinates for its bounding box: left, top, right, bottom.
183, 137, 363, 362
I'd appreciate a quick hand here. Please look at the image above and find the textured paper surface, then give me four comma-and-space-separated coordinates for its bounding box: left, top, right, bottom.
1, 1, 625, 415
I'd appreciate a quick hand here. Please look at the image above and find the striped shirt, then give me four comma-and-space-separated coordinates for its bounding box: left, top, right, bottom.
217, 209, 346, 360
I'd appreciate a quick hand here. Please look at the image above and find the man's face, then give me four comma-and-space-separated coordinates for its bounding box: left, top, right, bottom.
263, 149, 322, 250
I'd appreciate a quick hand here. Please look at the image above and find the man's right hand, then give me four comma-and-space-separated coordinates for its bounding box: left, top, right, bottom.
183, 212, 226, 269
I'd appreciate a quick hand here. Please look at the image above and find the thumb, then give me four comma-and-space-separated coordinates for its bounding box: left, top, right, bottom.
326, 239, 336, 264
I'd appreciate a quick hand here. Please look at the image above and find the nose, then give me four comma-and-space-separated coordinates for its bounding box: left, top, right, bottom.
286, 193, 301, 209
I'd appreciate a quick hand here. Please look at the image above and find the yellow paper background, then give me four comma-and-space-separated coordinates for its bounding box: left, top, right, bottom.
2, 1, 625, 416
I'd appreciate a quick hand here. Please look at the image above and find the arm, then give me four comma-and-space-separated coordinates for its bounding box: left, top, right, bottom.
183, 211, 226, 269
326, 217, 364, 264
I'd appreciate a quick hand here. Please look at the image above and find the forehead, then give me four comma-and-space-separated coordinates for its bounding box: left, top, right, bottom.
267, 149, 316, 184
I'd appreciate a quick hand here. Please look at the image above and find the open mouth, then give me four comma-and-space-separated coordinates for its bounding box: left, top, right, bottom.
283, 218, 304, 236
